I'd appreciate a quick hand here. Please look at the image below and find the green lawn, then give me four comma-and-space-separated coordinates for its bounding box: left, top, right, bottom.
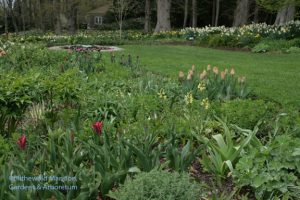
120, 45, 300, 107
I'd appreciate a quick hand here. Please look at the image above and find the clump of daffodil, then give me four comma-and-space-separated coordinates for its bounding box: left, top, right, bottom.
157, 89, 167, 100
184, 91, 193, 105
198, 81, 206, 92
200, 98, 210, 110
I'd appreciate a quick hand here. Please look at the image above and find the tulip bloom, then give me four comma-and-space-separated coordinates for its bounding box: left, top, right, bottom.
178, 71, 185, 79
230, 68, 235, 76
213, 67, 219, 75
17, 134, 26, 150
221, 71, 226, 79
92, 121, 103, 135
207, 65, 211, 71
200, 70, 207, 80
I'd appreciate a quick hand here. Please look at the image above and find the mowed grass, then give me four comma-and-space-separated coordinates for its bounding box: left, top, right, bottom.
120, 45, 300, 107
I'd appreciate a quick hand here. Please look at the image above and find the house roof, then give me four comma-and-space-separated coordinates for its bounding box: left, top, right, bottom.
87, 5, 110, 15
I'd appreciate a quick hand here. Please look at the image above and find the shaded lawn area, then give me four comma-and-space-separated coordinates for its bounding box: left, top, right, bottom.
121, 45, 300, 107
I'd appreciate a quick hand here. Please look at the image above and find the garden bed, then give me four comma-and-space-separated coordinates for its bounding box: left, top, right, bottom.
0, 34, 300, 200
48, 44, 123, 52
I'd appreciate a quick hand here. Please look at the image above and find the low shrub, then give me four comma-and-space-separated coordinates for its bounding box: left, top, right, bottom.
108, 170, 203, 200
252, 39, 300, 53
0, 135, 10, 158
214, 99, 280, 135
286, 46, 300, 53
252, 42, 270, 53
0, 71, 42, 136
234, 134, 300, 199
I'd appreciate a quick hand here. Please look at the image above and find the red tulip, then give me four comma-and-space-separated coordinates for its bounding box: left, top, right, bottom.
17, 134, 26, 150
92, 121, 103, 135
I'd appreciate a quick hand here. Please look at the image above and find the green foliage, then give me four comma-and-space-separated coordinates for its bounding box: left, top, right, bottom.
256, 0, 300, 11
0, 135, 10, 158
0, 43, 56, 71
252, 42, 270, 53
0, 131, 90, 199
286, 46, 300, 53
124, 134, 162, 172
234, 134, 300, 199
108, 170, 203, 200
165, 139, 199, 172
208, 34, 237, 47
0, 71, 42, 135
179, 65, 250, 104
201, 121, 257, 184
1, 35, 300, 199
252, 38, 300, 53
63, 49, 105, 74
214, 99, 280, 135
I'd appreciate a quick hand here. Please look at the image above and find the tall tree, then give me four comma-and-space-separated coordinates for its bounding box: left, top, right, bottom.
192, 0, 197, 27
20, 0, 26, 31
144, 0, 151, 32
55, 0, 62, 34
256, 0, 300, 24
212, 0, 221, 26
69, 0, 79, 34
274, 4, 295, 25
1, 0, 8, 34
112, 0, 136, 38
6, 0, 18, 33
233, 0, 251, 26
155, 0, 171, 32
253, 2, 259, 23
183, 0, 188, 27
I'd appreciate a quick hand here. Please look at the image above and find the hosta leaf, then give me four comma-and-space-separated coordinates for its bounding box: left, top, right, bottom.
212, 134, 227, 153
224, 160, 234, 172
292, 148, 300, 156
128, 166, 141, 173
253, 175, 265, 188
181, 141, 191, 159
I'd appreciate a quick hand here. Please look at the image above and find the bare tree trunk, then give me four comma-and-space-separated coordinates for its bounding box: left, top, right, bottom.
233, 0, 250, 27
144, 0, 151, 32
28, 0, 33, 26
2, 0, 8, 35
274, 4, 295, 25
253, 3, 259, 23
55, 0, 62, 34
113, 0, 136, 39
118, 0, 123, 39
155, 0, 171, 32
212, 0, 216, 26
36, 0, 44, 31
192, 0, 197, 27
21, 0, 26, 31
69, 5, 77, 34
183, 0, 188, 28
6, 0, 18, 33
119, 21, 123, 38
214, 0, 220, 26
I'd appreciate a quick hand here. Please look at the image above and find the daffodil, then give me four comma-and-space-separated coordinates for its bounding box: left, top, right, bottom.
157, 89, 167, 100
184, 92, 193, 105
200, 98, 210, 110
198, 82, 206, 92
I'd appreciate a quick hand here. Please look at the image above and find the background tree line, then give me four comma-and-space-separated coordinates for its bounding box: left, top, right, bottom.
0, 0, 300, 34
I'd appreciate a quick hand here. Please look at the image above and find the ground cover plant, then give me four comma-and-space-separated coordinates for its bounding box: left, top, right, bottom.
0, 27, 300, 200
2, 21, 300, 53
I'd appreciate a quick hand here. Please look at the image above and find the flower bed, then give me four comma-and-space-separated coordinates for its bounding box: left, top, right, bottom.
48, 45, 123, 52
0, 37, 299, 199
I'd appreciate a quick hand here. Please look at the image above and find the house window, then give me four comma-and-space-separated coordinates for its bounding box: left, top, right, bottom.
95, 16, 103, 25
